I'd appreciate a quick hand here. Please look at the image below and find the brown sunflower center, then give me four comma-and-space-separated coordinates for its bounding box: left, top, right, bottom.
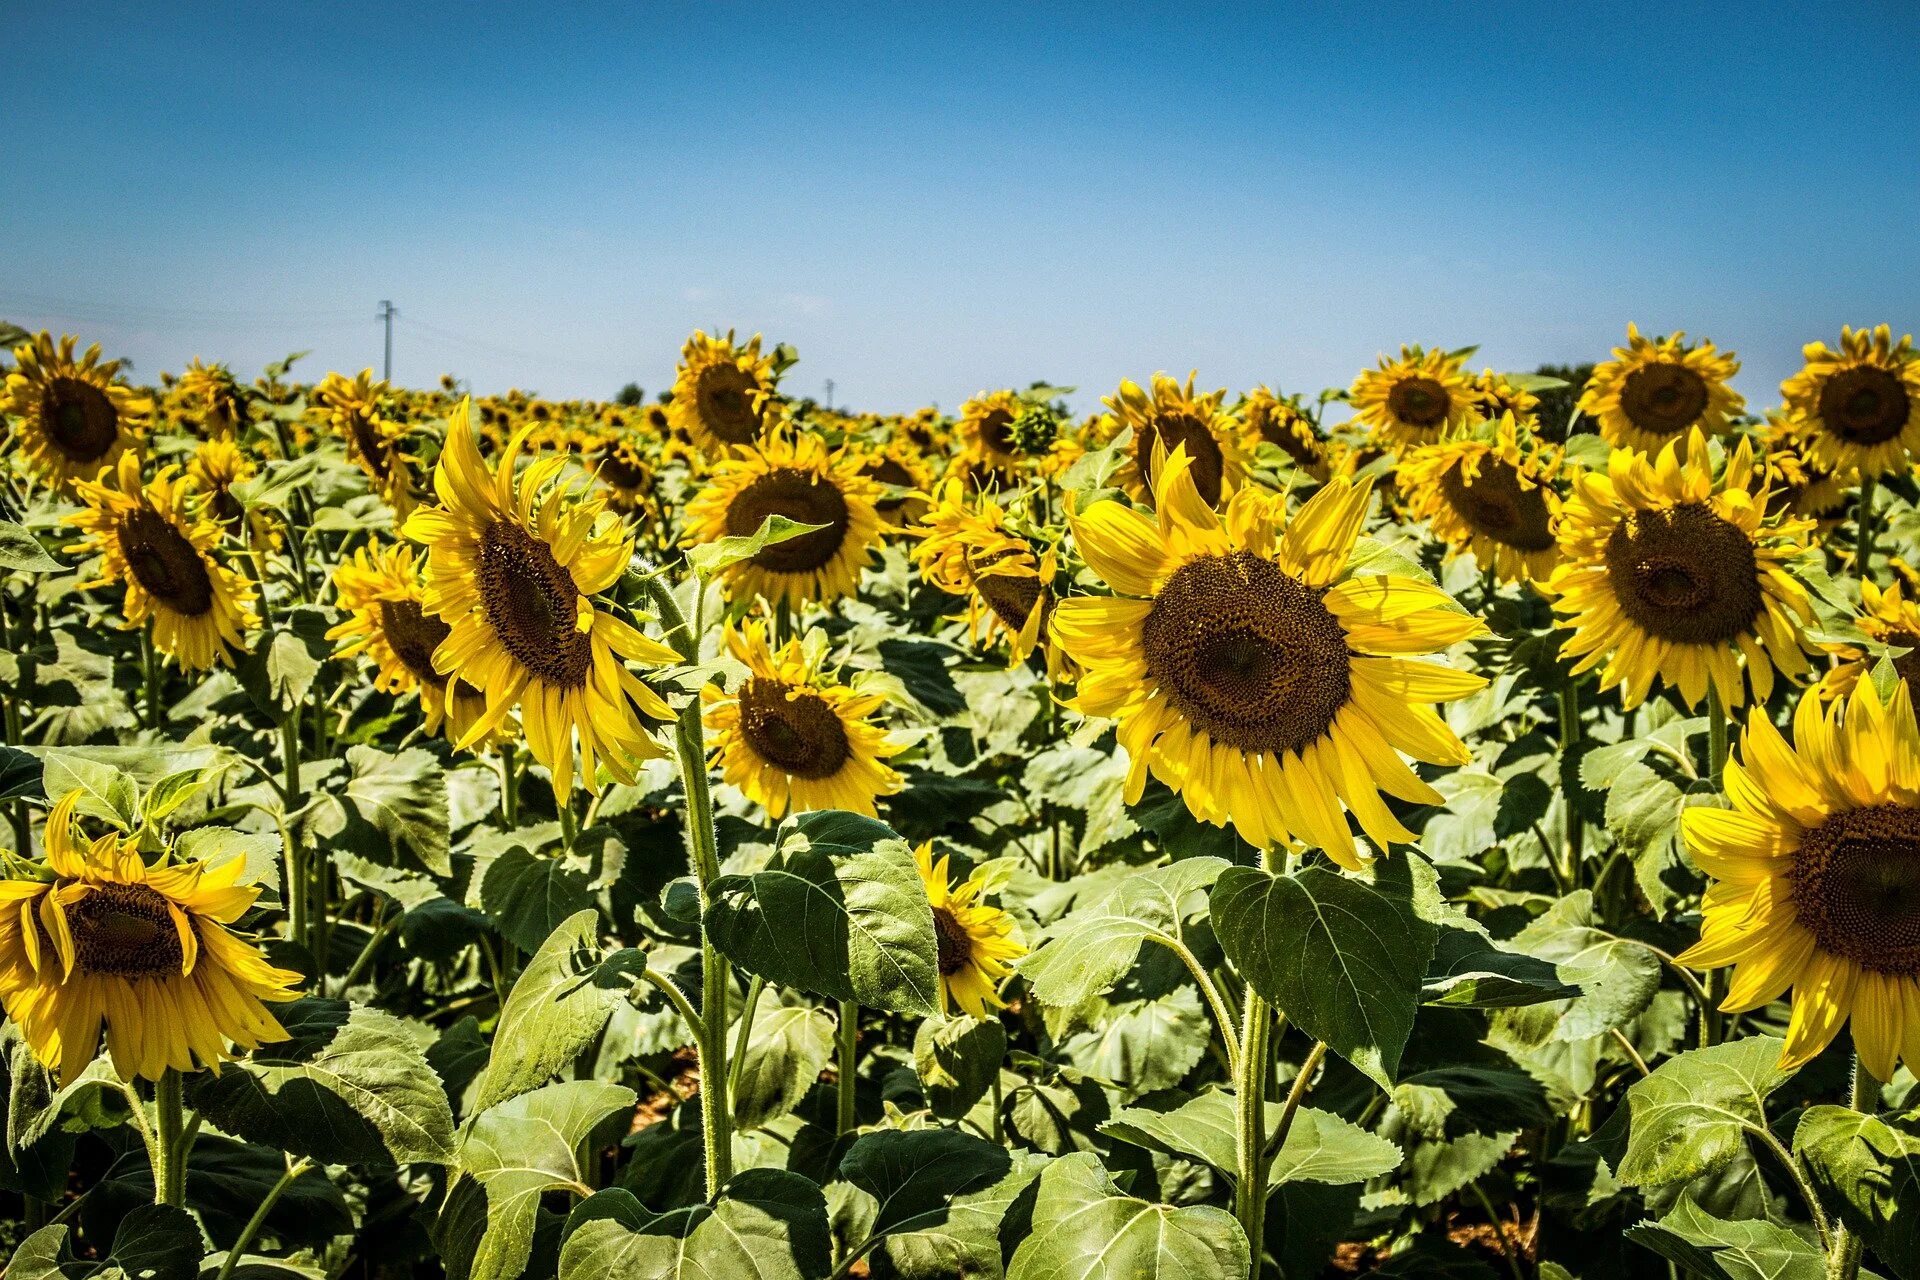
932, 905, 973, 976
1256, 408, 1321, 468
1790, 804, 1920, 975
378, 599, 451, 687
864, 457, 915, 514
1141, 551, 1351, 755
978, 409, 1018, 457
478, 520, 592, 688
347, 411, 393, 479
1619, 362, 1710, 436
968, 550, 1045, 634
1388, 377, 1451, 430
724, 467, 851, 573
68, 882, 186, 980
596, 446, 650, 491
119, 509, 215, 617
41, 377, 121, 463
695, 364, 766, 444
1136, 413, 1226, 507
1438, 457, 1555, 551
1603, 502, 1762, 644
1818, 366, 1910, 446
737, 677, 850, 779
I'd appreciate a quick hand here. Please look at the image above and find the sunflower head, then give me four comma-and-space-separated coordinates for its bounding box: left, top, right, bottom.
592, 436, 657, 514
3, 332, 151, 490
857, 439, 937, 527
1579, 324, 1744, 455
703, 621, 904, 819
914, 844, 1025, 1019
1760, 415, 1853, 527
1349, 346, 1476, 452
1781, 325, 1920, 481
186, 437, 278, 549
176, 357, 251, 440
913, 477, 1059, 667
315, 369, 419, 514
1402, 413, 1563, 584
668, 330, 780, 455
1240, 387, 1329, 480
683, 427, 888, 610
1545, 430, 1815, 710
1468, 370, 1540, 426
1104, 372, 1247, 509
0, 790, 302, 1086
1051, 445, 1487, 868
1678, 678, 1920, 1077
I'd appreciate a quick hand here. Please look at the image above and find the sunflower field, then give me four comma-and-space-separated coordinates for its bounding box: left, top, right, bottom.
4, 319, 1920, 1280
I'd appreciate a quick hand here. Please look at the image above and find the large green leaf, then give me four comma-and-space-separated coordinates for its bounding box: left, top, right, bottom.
1797, 1105, 1920, 1279
344, 744, 451, 875
448, 1080, 637, 1280
473, 910, 621, 1112
1614, 1037, 1795, 1188
1625, 1195, 1825, 1280
881, 1152, 1048, 1280
481, 847, 594, 954
685, 514, 828, 578
840, 1128, 1012, 1238
0, 520, 62, 574
1491, 891, 1661, 1047
1103, 1091, 1400, 1186
914, 1015, 1007, 1122
1060, 988, 1208, 1100
1210, 857, 1438, 1087
555, 1171, 832, 1280
1421, 927, 1580, 1009
1003, 1152, 1248, 1280
1016, 857, 1227, 1007
731, 1003, 836, 1131
704, 811, 940, 1015
8, 1203, 201, 1280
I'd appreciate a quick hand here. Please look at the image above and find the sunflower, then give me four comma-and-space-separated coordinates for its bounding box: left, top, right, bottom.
956, 391, 1077, 481
3, 332, 150, 490
187, 437, 277, 549
1467, 370, 1540, 426
591, 435, 657, 515
1401, 413, 1563, 584
1105, 373, 1248, 510
176, 357, 251, 440
668, 330, 779, 455
1780, 325, 1920, 480
327, 539, 492, 746
858, 439, 936, 527
1239, 387, 1329, 481
1761, 416, 1851, 527
702, 621, 904, 818
1349, 346, 1476, 452
64, 453, 257, 670
1544, 430, 1814, 711
1051, 447, 1486, 869
1579, 324, 1744, 456
401, 399, 679, 799
1812, 578, 1920, 704
1677, 678, 1920, 1077
913, 477, 1058, 667
315, 369, 418, 514
683, 428, 888, 610
915, 844, 1025, 1019
0, 791, 303, 1087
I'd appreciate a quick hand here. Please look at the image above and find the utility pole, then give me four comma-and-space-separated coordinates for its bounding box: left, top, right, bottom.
824, 379, 834, 410
377, 300, 397, 382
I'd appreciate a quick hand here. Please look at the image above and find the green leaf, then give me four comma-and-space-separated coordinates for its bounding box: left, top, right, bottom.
1422, 927, 1580, 1008
174, 827, 282, 893
1625, 1195, 1825, 1280
481, 847, 594, 954
449, 1080, 636, 1280
704, 810, 940, 1015
8, 1203, 202, 1280
686, 514, 828, 578
473, 910, 621, 1113
913, 1015, 1007, 1123
1102, 1089, 1239, 1171
0, 745, 42, 802
1016, 857, 1227, 1007
189, 998, 456, 1166
232, 453, 324, 512
731, 1003, 836, 1131
1003, 1152, 1249, 1280
839, 1128, 1012, 1238
37, 751, 139, 826
1614, 1037, 1795, 1188
1796, 1105, 1920, 1279
1103, 1091, 1399, 1186
345, 744, 451, 876
881, 1152, 1048, 1280
1060, 987, 1208, 1100
0, 521, 62, 574
1210, 857, 1438, 1087
556, 1172, 833, 1280
1491, 892, 1660, 1046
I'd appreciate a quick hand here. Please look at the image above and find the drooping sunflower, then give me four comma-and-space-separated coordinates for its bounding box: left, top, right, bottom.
402, 399, 679, 798
64, 453, 257, 670
3, 332, 150, 490
915, 844, 1025, 1019
1401, 413, 1563, 584
1780, 325, 1920, 480
327, 539, 492, 746
1678, 678, 1920, 1076
682, 428, 888, 610
1579, 324, 1744, 456
1467, 370, 1540, 426
1760, 416, 1852, 528
175, 357, 251, 440
1349, 346, 1476, 452
1051, 447, 1487, 869
0, 792, 303, 1087
187, 437, 277, 548
858, 439, 937, 528
1105, 373, 1248, 510
1239, 387, 1329, 481
1544, 431, 1814, 710
702, 622, 904, 818
315, 369, 418, 514
912, 477, 1058, 667
667, 330, 780, 455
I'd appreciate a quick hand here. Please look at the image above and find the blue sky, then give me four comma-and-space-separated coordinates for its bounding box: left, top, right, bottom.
6, 2, 1917, 416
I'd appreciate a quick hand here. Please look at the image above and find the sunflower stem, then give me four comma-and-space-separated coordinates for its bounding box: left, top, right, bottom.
279, 713, 310, 959
152, 1069, 186, 1208
835, 1000, 859, 1137
1556, 679, 1584, 887
140, 622, 163, 730
214, 1156, 311, 1280
1233, 988, 1274, 1263
727, 975, 765, 1106
1706, 686, 1730, 786
1823, 1057, 1879, 1278
1855, 477, 1878, 580
496, 742, 520, 827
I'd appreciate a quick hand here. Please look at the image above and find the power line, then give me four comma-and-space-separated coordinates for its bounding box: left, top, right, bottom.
0, 291, 365, 325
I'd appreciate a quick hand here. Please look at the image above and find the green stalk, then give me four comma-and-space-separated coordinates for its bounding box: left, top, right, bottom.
152, 1070, 186, 1207
496, 742, 520, 827
727, 975, 766, 1105
836, 1000, 859, 1136
214, 1157, 311, 1280
1557, 679, 1584, 887
643, 574, 734, 1196
1232, 989, 1273, 1260
1856, 477, 1879, 580
1706, 685, 1730, 786
279, 713, 309, 959
141, 623, 163, 730
1827, 1057, 1879, 1280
